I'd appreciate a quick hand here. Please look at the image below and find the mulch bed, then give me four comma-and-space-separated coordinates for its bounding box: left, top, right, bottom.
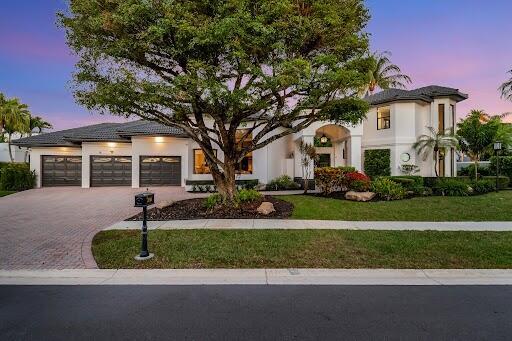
305, 191, 348, 200
126, 195, 293, 221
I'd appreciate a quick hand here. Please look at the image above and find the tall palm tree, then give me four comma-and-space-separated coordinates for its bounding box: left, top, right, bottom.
499, 69, 512, 101
363, 51, 412, 96
23, 116, 53, 162
3, 99, 30, 162
413, 127, 459, 177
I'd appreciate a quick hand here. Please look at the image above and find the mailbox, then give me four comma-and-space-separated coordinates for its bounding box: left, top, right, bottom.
134, 192, 155, 207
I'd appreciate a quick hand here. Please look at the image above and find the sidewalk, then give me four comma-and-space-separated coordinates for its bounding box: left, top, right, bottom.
2, 269, 512, 285
106, 219, 512, 231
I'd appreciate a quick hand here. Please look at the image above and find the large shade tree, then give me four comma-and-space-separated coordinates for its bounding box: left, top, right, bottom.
59, 0, 374, 202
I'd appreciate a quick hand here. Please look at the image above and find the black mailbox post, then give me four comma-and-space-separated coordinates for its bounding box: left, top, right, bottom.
134, 192, 155, 260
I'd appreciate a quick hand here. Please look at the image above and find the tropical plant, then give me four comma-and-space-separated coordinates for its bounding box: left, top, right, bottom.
413, 127, 458, 177
362, 51, 411, 96
457, 110, 501, 180
23, 116, 53, 162
58, 0, 375, 204
2, 98, 30, 162
299, 140, 318, 194
499, 68, 512, 101
370, 177, 406, 201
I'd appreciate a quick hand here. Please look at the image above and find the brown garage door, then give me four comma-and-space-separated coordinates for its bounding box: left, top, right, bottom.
140, 156, 181, 186
90, 156, 132, 187
42, 156, 82, 187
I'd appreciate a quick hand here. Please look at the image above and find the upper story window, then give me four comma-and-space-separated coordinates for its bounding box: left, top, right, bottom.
193, 149, 217, 174
438, 104, 445, 131
450, 104, 455, 133
235, 130, 253, 174
377, 107, 391, 130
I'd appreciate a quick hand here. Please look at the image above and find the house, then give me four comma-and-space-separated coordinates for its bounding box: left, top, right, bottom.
12, 85, 467, 189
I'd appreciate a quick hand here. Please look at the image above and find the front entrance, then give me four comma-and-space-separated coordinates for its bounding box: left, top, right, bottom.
90, 156, 132, 187
316, 154, 331, 168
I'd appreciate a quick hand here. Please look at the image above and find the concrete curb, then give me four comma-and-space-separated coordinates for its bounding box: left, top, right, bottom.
2, 269, 512, 285
105, 219, 512, 231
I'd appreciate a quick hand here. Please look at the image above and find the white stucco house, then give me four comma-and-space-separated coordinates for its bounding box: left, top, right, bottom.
13, 85, 467, 189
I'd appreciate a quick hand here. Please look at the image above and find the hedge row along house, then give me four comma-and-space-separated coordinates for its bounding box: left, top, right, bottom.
13, 86, 467, 189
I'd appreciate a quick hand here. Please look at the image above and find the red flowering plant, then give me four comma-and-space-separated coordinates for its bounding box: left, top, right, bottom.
345, 171, 371, 192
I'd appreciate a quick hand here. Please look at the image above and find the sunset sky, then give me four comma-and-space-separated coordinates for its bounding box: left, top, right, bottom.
1, 0, 511, 130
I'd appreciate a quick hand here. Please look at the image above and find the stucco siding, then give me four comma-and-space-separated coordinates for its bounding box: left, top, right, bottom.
30, 147, 82, 188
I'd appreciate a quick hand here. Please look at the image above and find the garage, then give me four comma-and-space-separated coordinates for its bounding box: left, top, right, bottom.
41, 156, 82, 187
90, 156, 132, 187
140, 156, 181, 186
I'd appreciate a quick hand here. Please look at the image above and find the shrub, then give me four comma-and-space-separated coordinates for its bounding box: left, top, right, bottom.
364, 149, 391, 178
432, 179, 470, 196
490, 156, 512, 186
470, 180, 496, 195
314, 167, 344, 195
459, 163, 492, 177
370, 178, 406, 201
0, 163, 36, 191
235, 189, 262, 203
345, 171, 371, 192
240, 179, 259, 190
266, 175, 300, 191
481, 176, 510, 189
204, 193, 223, 209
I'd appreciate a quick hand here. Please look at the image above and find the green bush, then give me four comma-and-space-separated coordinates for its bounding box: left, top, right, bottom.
266, 175, 300, 191
432, 179, 470, 196
364, 149, 391, 178
481, 176, 510, 189
458, 163, 492, 177
0, 163, 36, 191
240, 179, 259, 190
314, 167, 346, 195
235, 189, 262, 203
370, 177, 406, 201
470, 180, 496, 195
490, 156, 512, 186
204, 193, 223, 209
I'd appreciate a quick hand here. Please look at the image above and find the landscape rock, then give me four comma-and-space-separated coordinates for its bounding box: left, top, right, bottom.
257, 201, 276, 215
345, 191, 376, 202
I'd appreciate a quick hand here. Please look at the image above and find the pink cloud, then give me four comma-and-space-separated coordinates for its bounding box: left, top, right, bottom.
0, 32, 75, 63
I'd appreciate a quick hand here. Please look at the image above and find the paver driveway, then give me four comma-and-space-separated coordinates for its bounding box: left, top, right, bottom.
0, 187, 203, 269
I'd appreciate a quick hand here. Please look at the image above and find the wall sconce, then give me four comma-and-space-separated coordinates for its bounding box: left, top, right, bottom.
154, 136, 164, 143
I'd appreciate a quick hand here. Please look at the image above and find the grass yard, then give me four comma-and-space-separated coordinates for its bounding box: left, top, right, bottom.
279, 191, 512, 221
0, 190, 15, 197
93, 229, 512, 269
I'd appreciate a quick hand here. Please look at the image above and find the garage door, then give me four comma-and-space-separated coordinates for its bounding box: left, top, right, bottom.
140, 156, 181, 186
42, 156, 82, 187
90, 156, 132, 187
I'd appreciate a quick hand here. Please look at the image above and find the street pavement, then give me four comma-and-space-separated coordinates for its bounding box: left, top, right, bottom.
1, 285, 511, 340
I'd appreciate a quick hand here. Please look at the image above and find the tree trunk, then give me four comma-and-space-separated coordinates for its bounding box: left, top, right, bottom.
210, 160, 237, 204
474, 160, 479, 181
24, 132, 32, 163
7, 133, 14, 163
434, 151, 439, 177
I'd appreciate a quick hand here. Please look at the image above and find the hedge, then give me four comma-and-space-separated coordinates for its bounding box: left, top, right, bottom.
0, 163, 36, 191
490, 156, 512, 186
364, 149, 391, 178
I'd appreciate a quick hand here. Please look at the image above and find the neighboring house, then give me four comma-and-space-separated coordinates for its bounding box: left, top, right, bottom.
13, 85, 467, 189
0, 133, 30, 163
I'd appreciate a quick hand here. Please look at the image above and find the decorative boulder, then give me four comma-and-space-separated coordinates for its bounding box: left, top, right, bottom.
257, 202, 276, 215
156, 200, 174, 210
345, 191, 376, 202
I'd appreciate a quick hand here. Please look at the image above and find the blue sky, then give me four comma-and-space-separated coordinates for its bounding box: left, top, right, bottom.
0, 0, 511, 129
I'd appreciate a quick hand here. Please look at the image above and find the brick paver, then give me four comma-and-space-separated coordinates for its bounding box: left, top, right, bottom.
0, 187, 202, 269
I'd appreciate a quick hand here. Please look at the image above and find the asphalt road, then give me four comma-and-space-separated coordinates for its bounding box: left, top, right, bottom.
1, 285, 511, 340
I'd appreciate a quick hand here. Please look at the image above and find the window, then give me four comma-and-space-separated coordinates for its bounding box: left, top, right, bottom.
193, 149, 217, 174
450, 148, 455, 177
235, 130, 253, 174
438, 104, 445, 131
377, 107, 391, 130
438, 152, 445, 177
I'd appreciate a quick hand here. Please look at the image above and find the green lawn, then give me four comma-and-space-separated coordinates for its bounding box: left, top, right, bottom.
279, 191, 512, 221
0, 190, 15, 197
93, 229, 512, 269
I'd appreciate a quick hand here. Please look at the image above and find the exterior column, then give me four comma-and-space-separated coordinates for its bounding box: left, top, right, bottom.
349, 135, 362, 171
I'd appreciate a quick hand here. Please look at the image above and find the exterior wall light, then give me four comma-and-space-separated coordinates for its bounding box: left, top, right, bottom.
154, 136, 164, 143
320, 135, 328, 144
107, 142, 116, 148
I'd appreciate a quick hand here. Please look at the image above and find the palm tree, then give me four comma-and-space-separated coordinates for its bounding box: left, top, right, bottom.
499, 69, 512, 101
413, 127, 459, 177
23, 116, 53, 161
3, 99, 30, 162
362, 51, 412, 96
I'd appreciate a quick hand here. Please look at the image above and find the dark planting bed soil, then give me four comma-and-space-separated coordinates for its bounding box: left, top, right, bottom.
305, 191, 348, 200
126, 195, 293, 220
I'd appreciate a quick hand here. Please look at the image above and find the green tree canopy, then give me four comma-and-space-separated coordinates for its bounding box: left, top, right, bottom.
59, 0, 374, 201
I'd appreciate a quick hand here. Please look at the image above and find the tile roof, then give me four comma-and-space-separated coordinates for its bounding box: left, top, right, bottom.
365, 85, 468, 106
12, 120, 186, 147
